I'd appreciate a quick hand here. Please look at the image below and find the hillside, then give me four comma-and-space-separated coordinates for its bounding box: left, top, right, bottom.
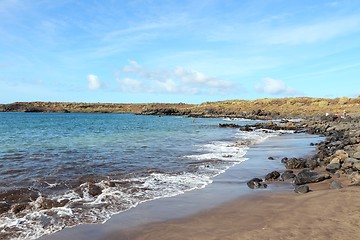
1, 97, 360, 119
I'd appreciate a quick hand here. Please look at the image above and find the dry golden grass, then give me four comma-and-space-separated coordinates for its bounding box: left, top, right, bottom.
1, 96, 360, 118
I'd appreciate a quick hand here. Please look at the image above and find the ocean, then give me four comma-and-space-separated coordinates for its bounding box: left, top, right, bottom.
0, 113, 283, 239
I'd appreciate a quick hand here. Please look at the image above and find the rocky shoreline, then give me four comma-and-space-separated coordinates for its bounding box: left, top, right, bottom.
232, 115, 360, 193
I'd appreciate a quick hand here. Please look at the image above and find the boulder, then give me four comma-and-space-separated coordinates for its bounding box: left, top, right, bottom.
281, 157, 288, 164
294, 185, 310, 193
352, 162, 360, 171
344, 157, 360, 164
281, 170, 296, 181
334, 150, 349, 160
355, 144, 360, 152
330, 157, 341, 164
305, 158, 319, 169
349, 172, 360, 183
265, 171, 280, 181
247, 178, 267, 189
294, 169, 331, 185
330, 180, 343, 189
325, 150, 349, 164
326, 163, 341, 173
342, 161, 353, 169
353, 152, 360, 159
283, 158, 306, 169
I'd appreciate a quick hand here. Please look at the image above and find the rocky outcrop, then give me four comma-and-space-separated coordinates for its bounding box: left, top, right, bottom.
219, 123, 240, 128
141, 107, 190, 116
239, 121, 302, 132
243, 115, 360, 194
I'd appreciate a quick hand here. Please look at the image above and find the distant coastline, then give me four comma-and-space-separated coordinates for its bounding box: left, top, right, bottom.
1, 96, 360, 119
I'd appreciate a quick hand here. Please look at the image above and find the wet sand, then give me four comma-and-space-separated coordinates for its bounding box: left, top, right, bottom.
109, 178, 360, 240
40, 133, 326, 240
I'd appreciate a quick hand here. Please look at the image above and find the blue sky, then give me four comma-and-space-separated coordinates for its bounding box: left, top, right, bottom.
1, 0, 360, 104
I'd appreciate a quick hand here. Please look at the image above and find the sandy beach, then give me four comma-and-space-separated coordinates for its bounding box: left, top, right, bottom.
107, 178, 360, 240
40, 134, 344, 240
106, 117, 360, 240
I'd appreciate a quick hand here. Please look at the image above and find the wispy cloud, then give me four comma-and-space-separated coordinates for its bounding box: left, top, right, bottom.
118, 60, 234, 95
0, 0, 24, 16
255, 78, 296, 95
118, 78, 143, 93
173, 67, 232, 88
266, 16, 360, 45
87, 74, 103, 90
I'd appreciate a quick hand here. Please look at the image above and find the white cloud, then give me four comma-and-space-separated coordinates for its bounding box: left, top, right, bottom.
118, 60, 234, 95
119, 78, 143, 93
123, 60, 142, 73
87, 74, 102, 90
255, 78, 296, 95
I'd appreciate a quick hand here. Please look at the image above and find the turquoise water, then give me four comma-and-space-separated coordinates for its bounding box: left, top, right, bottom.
0, 113, 268, 239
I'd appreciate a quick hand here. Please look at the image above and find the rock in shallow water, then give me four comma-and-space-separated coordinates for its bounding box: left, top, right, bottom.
247, 178, 267, 189
283, 158, 306, 169
265, 171, 280, 181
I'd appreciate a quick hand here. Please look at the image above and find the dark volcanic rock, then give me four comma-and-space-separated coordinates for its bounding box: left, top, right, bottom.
305, 158, 319, 169
281, 170, 296, 181
294, 169, 331, 185
281, 157, 288, 164
37, 197, 69, 209
294, 185, 310, 193
283, 158, 306, 169
326, 163, 341, 173
240, 121, 299, 132
0, 188, 39, 204
11, 203, 28, 214
219, 123, 240, 128
88, 183, 102, 197
265, 171, 280, 181
247, 178, 267, 189
0, 202, 11, 214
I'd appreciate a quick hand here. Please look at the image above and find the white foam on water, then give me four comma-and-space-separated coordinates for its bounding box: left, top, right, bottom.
0, 127, 286, 240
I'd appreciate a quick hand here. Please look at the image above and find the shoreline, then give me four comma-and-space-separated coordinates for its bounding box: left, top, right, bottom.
40, 132, 322, 240
40, 115, 360, 240
95, 116, 360, 240
109, 183, 360, 240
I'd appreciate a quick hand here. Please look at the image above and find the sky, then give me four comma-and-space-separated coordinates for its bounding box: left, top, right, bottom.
1, 0, 360, 104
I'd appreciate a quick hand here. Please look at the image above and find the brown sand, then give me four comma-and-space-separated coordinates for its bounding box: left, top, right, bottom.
103, 177, 360, 240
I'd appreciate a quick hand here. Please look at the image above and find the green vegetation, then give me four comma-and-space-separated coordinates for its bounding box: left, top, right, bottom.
1, 96, 360, 119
